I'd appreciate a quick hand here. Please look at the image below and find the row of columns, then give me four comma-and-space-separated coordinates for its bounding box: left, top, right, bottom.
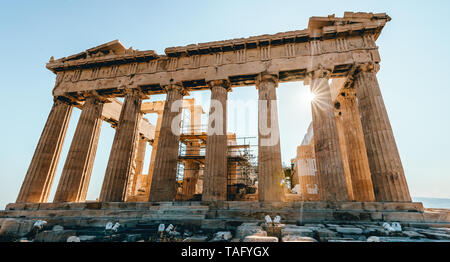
308, 64, 411, 202
17, 62, 410, 204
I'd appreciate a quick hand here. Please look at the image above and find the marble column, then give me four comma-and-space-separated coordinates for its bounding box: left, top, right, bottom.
257, 74, 284, 202
149, 85, 185, 201
146, 110, 163, 197
309, 69, 350, 201
338, 90, 375, 201
296, 145, 321, 201
54, 96, 105, 203
17, 98, 73, 203
182, 160, 200, 200
354, 64, 411, 202
334, 110, 355, 201
127, 135, 147, 200
202, 80, 229, 201
99, 89, 143, 202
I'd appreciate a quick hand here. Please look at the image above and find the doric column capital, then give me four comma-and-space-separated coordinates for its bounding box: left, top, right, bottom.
356, 62, 380, 74
255, 73, 278, 89
343, 62, 380, 89
207, 79, 231, 91
306, 67, 332, 80
163, 84, 189, 96
123, 88, 149, 99
304, 66, 332, 86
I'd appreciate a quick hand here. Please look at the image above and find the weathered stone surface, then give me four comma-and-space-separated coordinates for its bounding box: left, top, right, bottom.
16, 99, 72, 203
54, 96, 104, 203
35, 230, 77, 242
235, 225, 267, 239
316, 228, 337, 239
183, 236, 208, 242
257, 74, 284, 202
79, 235, 97, 241
336, 226, 363, 234
401, 231, 426, 239
149, 85, 184, 201
309, 70, 349, 201
52, 225, 64, 231
203, 81, 229, 201
126, 234, 142, 242
243, 235, 278, 242
282, 235, 317, 242
281, 226, 314, 237
100, 90, 143, 202
354, 65, 411, 202
211, 231, 232, 242
0, 219, 34, 237
262, 223, 285, 238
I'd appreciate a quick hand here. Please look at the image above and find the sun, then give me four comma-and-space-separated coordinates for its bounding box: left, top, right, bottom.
305, 90, 316, 103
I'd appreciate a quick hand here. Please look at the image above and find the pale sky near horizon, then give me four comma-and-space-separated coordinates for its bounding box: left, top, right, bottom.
1, 0, 449, 209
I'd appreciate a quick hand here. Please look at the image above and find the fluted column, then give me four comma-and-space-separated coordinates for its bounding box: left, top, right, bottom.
338, 90, 375, 201
257, 74, 284, 202
334, 110, 355, 201
296, 145, 320, 201
202, 80, 229, 201
126, 135, 147, 200
54, 95, 105, 202
353, 63, 411, 202
149, 84, 185, 201
309, 69, 350, 201
146, 110, 163, 197
17, 98, 73, 203
99, 89, 144, 202
182, 160, 200, 200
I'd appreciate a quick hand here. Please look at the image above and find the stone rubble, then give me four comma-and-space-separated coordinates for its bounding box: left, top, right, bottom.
1, 218, 450, 242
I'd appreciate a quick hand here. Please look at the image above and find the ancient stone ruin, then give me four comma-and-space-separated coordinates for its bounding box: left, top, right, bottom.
1, 12, 449, 242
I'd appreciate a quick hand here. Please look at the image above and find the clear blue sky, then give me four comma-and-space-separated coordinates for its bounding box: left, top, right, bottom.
1, 0, 449, 208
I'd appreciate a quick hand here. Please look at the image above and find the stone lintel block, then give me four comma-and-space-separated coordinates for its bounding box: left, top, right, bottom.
422, 212, 450, 223
22, 203, 41, 211
39, 202, 72, 210
292, 202, 330, 210
5, 203, 26, 211
381, 202, 424, 212
85, 202, 102, 210
260, 202, 290, 210
332, 211, 371, 222
226, 201, 262, 210
133, 202, 152, 210
382, 212, 425, 222
370, 212, 383, 221
66, 203, 89, 210
337, 202, 363, 210
361, 202, 384, 211
296, 212, 335, 223
100, 202, 130, 210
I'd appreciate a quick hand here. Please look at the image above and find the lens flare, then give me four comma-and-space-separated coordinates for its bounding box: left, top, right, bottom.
306, 90, 316, 103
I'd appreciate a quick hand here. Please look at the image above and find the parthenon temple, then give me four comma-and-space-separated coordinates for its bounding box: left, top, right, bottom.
2, 12, 449, 235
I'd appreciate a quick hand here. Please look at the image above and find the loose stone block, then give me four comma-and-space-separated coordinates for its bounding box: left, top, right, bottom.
336, 226, 363, 234
235, 225, 267, 239
282, 235, 317, 242
35, 230, 77, 242
0, 219, 34, 237
281, 226, 314, 237
243, 235, 278, 242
